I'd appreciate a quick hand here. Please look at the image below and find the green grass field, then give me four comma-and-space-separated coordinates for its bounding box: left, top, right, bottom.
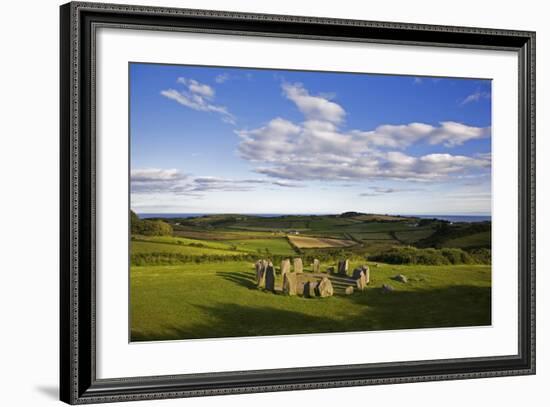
130, 261, 491, 341
130, 212, 491, 341
132, 235, 296, 256
445, 231, 492, 248
394, 228, 437, 243
131, 238, 242, 256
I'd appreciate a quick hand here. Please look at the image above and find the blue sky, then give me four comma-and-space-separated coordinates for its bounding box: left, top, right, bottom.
130, 63, 491, 215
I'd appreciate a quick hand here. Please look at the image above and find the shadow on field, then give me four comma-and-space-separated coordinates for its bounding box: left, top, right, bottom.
131, 284, 491, 342
154, 303, 340, 340
216, 271, 257, 289
345, 284, 491, 330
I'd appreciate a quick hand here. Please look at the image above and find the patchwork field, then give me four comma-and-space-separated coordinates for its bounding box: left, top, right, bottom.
130, 212, 492, 341
287, 235, 356, 249
222, 238, 296, 255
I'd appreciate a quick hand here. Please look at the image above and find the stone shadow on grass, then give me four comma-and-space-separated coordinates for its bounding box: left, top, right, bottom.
216, 271, 257, 290
130, 285, 491, 342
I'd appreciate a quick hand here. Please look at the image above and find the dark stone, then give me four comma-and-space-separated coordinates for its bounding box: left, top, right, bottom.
265, 264, 275, 292
303, 281, 317, 298
338, 259, 349, 275
352, 268, 364, 279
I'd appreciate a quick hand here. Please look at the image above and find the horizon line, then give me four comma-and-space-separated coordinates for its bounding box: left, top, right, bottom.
134, 211, 492, 217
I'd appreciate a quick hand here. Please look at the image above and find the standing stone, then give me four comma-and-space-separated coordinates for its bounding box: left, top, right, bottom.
293, 258, 303, 274
345, 286, 354, 295
303, 281, 318, 298
265, 264, 275, 292
352, 268, 363, 279
362, 265, 370, 285
352, 268, 366, 291
296, 281, 306, 296
356, 276, 366, 291
338, 259, 349, 276
283, 272, 297, 296
312, 259, 320, 273
317, 277, 334, 298
280, 259, 291, 277
255, 260, 266, 288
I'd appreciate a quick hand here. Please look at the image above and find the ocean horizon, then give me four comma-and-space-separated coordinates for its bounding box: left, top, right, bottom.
137, 213, 491, 223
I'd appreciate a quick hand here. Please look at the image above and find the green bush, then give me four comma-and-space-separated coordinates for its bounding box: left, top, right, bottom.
441, 248, 474, 264
130, 210, 173, 236
369, 246, 490, 265
468, 248, 491, 264
130, 250, 368, 267
188, 242, 205, 248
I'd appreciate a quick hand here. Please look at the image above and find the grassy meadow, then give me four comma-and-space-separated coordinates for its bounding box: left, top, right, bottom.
130, 212, 492, 342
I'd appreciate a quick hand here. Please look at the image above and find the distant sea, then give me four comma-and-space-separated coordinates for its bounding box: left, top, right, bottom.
403, 215, 491, 223
138, 213, 491, 223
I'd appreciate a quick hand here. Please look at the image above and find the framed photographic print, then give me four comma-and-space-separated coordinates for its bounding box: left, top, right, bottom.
60, 1, 536, 404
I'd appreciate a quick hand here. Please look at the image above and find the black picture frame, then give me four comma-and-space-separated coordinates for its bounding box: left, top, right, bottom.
60, 2, 536, 404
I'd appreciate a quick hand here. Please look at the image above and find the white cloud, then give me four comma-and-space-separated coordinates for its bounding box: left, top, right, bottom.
384, 152, 490, 179
131, 168, 188, 194
351, 121, 490, 148
176, 77, 215, 98
282, 82, 346, 124
161, 77, 235, 124
460, 90, 491, 106
271, 180, 302, 188
236, 82, 491, 183
131, 168, 186, 182
427, 121, 490, 147
131, 169, 303, 196
237, 117, 302, 162
215, 73, 230, 84
252, 151, 490, 182
359, 186, 422, 197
